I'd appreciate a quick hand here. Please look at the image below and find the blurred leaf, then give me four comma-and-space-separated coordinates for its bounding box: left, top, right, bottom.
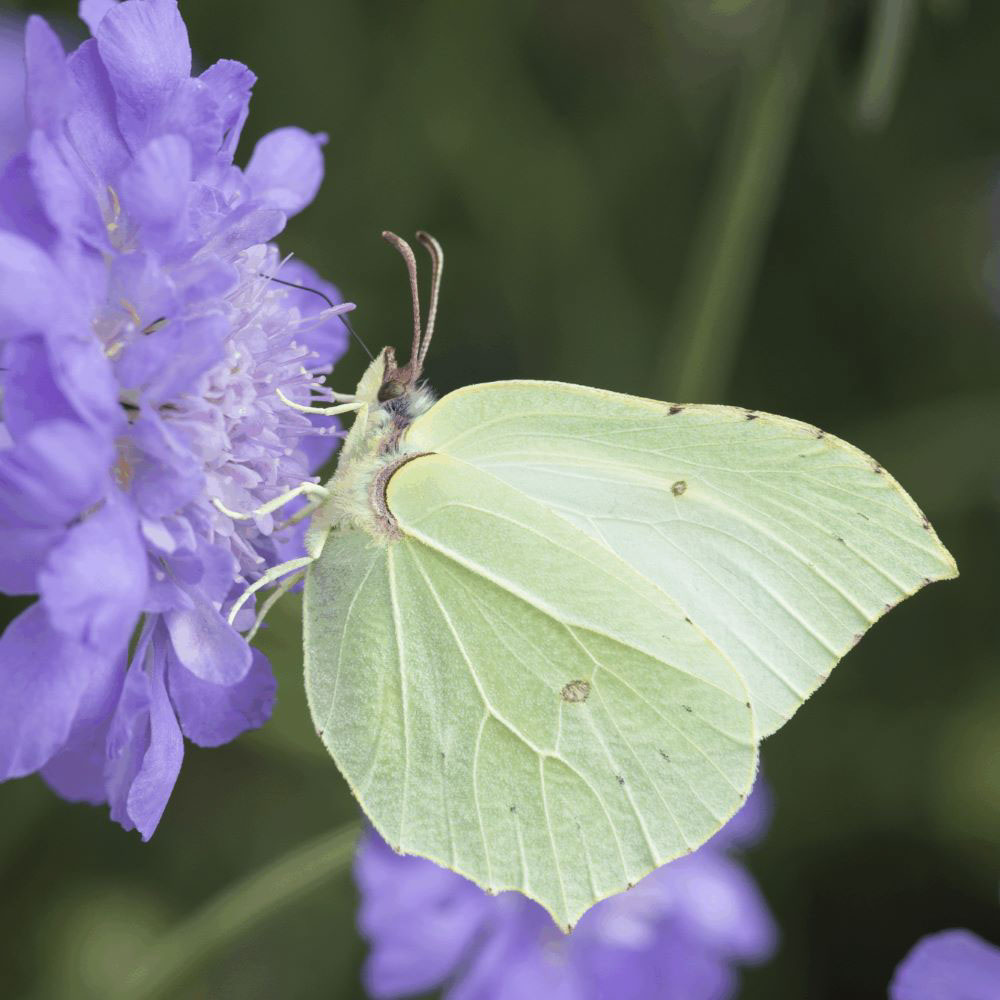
657, 0, 824, 401
113, 822, 360, 1000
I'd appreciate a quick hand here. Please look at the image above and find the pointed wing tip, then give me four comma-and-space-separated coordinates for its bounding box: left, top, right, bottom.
937, 559, 959, 582
938, 550, 960, 581
919, 544, 960, 586
917, 514, 959, 581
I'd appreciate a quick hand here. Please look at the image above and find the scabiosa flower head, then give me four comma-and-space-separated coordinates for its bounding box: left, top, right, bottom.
355, 781, 778, 1000
0, 0, 350, 837
890, 929, 1000, 1000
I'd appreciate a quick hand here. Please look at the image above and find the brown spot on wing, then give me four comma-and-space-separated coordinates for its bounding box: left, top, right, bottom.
561, 679, 591, 703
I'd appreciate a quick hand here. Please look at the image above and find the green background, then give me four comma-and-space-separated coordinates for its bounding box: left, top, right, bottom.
1, 0, 998, 997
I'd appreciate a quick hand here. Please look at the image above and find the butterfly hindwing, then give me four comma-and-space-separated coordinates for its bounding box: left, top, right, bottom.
404, 381, 958, 738
304, 452, 756, 930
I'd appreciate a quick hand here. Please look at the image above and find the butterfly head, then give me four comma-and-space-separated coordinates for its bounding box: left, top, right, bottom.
376, 230, 443, 400
351, 231, 443, 420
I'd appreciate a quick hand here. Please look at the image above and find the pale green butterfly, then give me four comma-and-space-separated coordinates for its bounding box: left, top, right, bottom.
225, 231, 956, 930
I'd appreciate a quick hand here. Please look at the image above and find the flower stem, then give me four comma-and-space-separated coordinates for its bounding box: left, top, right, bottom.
856, 0, 919, 130
656, 3, 824, 403
112, 820, 361, 1000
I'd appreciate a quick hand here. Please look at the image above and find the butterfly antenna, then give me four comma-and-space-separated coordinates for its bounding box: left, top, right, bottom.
415, 231, 443, 368
382, 231, 423, 375
260, 273, 374, 361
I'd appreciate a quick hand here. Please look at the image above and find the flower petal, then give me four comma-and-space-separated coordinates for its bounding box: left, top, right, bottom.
164, 592, 252, 685
95, 0, 191, 131
41, 719, 111, 805
79, 0, 118, 35
65, 38, 130, 182
660, 852, 779, 963
24, 17, 73, 133
125, 655, 183, 839
156, 77, 226, 173
200, 203, 285, 258
356, 833, 492, 998
447, 902, 575, 1000
0, 231, 63, 338
41, 632, 124, 804
583, 935, 733, 1000
126, 410, 203, 519
246, 127, 327, 217
709, 778, 773, 850
0, 418, 111, 527
167, 646, 275, 748
0, 154, 57, 247
199, 59, 256, 158
0, 412, 116, 594
0, 526, 61, 594
28, 129, 100, 245
38, 494, 147, 655
0, 603, 103, 779
107, 634, 184, 840
117, 314, 228, 405
118, 134, 192, 250
890, 929, 1000, 1000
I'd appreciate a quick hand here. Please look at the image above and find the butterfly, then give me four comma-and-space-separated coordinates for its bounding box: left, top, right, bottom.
228, 231, 956, 930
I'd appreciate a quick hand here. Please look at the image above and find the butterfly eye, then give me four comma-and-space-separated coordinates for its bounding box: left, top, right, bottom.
378, 380, 406, 402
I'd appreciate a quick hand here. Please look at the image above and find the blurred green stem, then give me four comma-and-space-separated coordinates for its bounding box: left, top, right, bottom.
856, 0, 919, 129
113, 821, 361, 1000
656, 3, 823, 403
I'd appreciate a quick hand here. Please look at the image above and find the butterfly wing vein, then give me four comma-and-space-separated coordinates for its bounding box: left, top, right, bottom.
304, 451, 756, 929
405, 381, 957, 737
304, 378, 955, 928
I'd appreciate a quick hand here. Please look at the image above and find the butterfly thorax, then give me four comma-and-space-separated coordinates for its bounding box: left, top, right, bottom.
305, 348, 436, 556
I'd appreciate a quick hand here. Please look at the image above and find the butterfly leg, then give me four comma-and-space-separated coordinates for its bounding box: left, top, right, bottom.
227, 555, 315, 627
274, 496, 327, 532
276, 387, 362, 416
244, 568, 308, 642
212, 482, 329, 521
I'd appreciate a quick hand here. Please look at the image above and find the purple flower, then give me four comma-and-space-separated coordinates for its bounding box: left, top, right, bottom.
0, 0, 350, 838
355, 782, 778, 1000
890, 929, 1000, 1000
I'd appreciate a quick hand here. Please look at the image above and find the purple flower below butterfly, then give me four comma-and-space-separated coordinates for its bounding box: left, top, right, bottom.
0, 0, 351, 838
355, 780, 778, 1000
890, 929, 1000, 1000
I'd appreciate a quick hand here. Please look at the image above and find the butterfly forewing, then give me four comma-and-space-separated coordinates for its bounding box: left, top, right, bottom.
304, 453, 756, 930
404, 382, 958, 738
